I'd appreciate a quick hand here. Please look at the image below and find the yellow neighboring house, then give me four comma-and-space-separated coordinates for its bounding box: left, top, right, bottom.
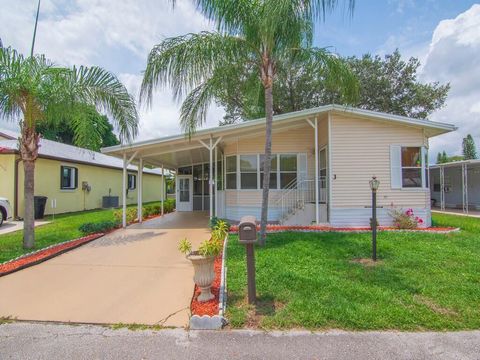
0, 129, 164, 219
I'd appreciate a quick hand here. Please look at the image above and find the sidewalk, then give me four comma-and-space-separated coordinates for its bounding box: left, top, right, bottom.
1, 322, 479, 360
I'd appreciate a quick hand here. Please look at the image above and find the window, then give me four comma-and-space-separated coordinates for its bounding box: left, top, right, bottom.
128, 174, 136, 190
260, 154, 277, 189
226, 156, 237, 189
279, 154, 297, 188
216, 160, 223, 190
193, 164, 203, 196
177, 166, 192, 175
60, 166, 78, 190
401, 147, 422, 188
240, 155, 257, 189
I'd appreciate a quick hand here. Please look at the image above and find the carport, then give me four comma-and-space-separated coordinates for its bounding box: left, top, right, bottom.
429, 159, 480, 214
103, 132, 225, 228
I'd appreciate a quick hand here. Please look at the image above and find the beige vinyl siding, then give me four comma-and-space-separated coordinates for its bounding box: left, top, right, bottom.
330, 114, 429, 209
222, 122, 325, 212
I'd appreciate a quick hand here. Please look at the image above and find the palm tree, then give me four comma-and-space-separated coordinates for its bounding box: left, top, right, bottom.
141, 0, 357, 244
0, 47, 139, 249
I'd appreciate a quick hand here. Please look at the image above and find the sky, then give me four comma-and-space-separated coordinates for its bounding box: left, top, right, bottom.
0, 0, 479, 162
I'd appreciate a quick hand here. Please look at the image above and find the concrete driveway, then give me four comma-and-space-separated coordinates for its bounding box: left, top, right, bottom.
0, 211, 210, 327
0, 220, 50, 235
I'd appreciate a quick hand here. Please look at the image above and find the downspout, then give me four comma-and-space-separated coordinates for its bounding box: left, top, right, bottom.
14, 156, 21, 220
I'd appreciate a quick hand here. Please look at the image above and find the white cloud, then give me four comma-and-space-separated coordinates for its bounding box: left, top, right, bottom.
0, 0, 224, 140
420, 4, 480, 160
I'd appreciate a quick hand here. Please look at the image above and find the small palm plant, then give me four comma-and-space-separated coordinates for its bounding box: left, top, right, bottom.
0, 47, 138, 249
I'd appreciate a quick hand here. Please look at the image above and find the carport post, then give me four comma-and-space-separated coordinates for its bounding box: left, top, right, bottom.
209, 137, 213, 219
306, 117, 319, 224
214, 146, 218, 217
161, 164, 164, 216
122, 153, 127, 228
440, 165, 445, 211
137, 158, 143, 223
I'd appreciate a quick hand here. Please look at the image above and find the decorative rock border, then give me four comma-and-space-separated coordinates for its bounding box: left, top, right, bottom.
229, 225, 459, 234
0, 233, 104, 277
189, 234, 229, 330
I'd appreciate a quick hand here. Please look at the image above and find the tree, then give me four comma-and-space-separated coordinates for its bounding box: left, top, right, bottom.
216, 50, 449, 124
140, 0, 358, 244
0, 47, 138, 249
462, 134, 477, 160
36, 105, 120, 151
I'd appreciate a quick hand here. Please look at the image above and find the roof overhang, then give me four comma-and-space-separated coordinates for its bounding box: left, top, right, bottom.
102, 104, 457, 169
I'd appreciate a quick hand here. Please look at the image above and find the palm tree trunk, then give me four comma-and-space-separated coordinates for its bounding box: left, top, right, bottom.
23, 159, 35, 249
259, 84, 274, 245
20, 124, 40, 249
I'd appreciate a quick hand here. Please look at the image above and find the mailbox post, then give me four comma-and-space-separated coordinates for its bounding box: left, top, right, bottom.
238, 216, 257, 304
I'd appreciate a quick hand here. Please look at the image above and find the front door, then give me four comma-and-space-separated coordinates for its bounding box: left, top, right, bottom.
176, 175, 193, 211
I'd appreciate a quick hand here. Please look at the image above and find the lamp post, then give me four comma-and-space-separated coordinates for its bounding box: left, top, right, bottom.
369, 176, 380, 261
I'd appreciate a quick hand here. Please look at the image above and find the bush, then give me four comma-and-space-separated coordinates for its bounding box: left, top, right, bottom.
209, 216, 231, 230
113, 207, 137, 223
79, 220, 119, 235
389, 208, 424, 229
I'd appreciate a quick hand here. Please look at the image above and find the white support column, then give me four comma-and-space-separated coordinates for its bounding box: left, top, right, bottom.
214, 146, 218, 217
462, 163, 469, 214
440, 166, 445, 211
209, 137, 213, 219
314, 118, 319, 224
122, 153, 127, 228
161, 164, 164, 216
137, 158, 143, 223
306, 118, 319, 224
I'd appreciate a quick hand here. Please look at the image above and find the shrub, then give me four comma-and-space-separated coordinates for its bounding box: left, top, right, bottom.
113, 207, 137, 224
79, 220, 119, 235
152, 205, 161, 215
209, 216, 231, 230
389, 208, 424, 229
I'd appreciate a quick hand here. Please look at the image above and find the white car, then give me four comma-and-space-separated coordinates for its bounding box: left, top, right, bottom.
0, 197, 13, 227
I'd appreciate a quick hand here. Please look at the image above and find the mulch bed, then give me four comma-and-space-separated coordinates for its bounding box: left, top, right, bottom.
229, 224, 457, 233
190, 255, 222, 317
0, 233, 104, 277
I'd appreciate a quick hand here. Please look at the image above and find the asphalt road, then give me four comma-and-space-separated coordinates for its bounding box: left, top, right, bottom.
1, 322, 479, 360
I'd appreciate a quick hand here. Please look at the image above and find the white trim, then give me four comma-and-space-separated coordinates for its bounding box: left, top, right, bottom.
314, 117, 319, 224
122, 153, 127, 228
102, 105, 456, 155
327, 113, 332, 221
137, 158, 143, 223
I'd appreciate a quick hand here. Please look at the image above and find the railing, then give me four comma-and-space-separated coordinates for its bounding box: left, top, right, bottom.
274, 177, 327, 223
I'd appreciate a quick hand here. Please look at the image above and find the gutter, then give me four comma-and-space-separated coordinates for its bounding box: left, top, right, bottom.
14, 156, 21, 220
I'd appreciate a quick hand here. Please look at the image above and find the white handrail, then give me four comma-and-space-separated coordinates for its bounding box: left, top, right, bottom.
273, 177, 327, 223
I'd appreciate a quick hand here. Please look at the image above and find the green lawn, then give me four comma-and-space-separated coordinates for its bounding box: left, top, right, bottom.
226, 213, 480, 330
0, 202, 160, 264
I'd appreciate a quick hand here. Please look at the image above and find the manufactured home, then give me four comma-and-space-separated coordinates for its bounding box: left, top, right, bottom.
102, 105, 456, 228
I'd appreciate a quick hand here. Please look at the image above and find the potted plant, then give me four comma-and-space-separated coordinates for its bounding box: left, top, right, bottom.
179, 231, 225, 302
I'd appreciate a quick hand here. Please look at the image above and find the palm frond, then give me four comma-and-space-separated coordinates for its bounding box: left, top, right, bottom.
68, 66, 139, 143
140, 31, 249, 107
296, 47, 359, 104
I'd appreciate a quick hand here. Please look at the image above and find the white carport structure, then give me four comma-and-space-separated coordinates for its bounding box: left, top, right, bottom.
429, 159, 480, 214
105, 135, 223, 228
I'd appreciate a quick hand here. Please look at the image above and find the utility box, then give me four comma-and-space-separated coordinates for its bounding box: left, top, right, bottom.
238, 216, 257, 244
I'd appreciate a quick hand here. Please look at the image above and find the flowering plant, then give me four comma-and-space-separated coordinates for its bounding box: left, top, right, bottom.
389, 208, 423, 229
